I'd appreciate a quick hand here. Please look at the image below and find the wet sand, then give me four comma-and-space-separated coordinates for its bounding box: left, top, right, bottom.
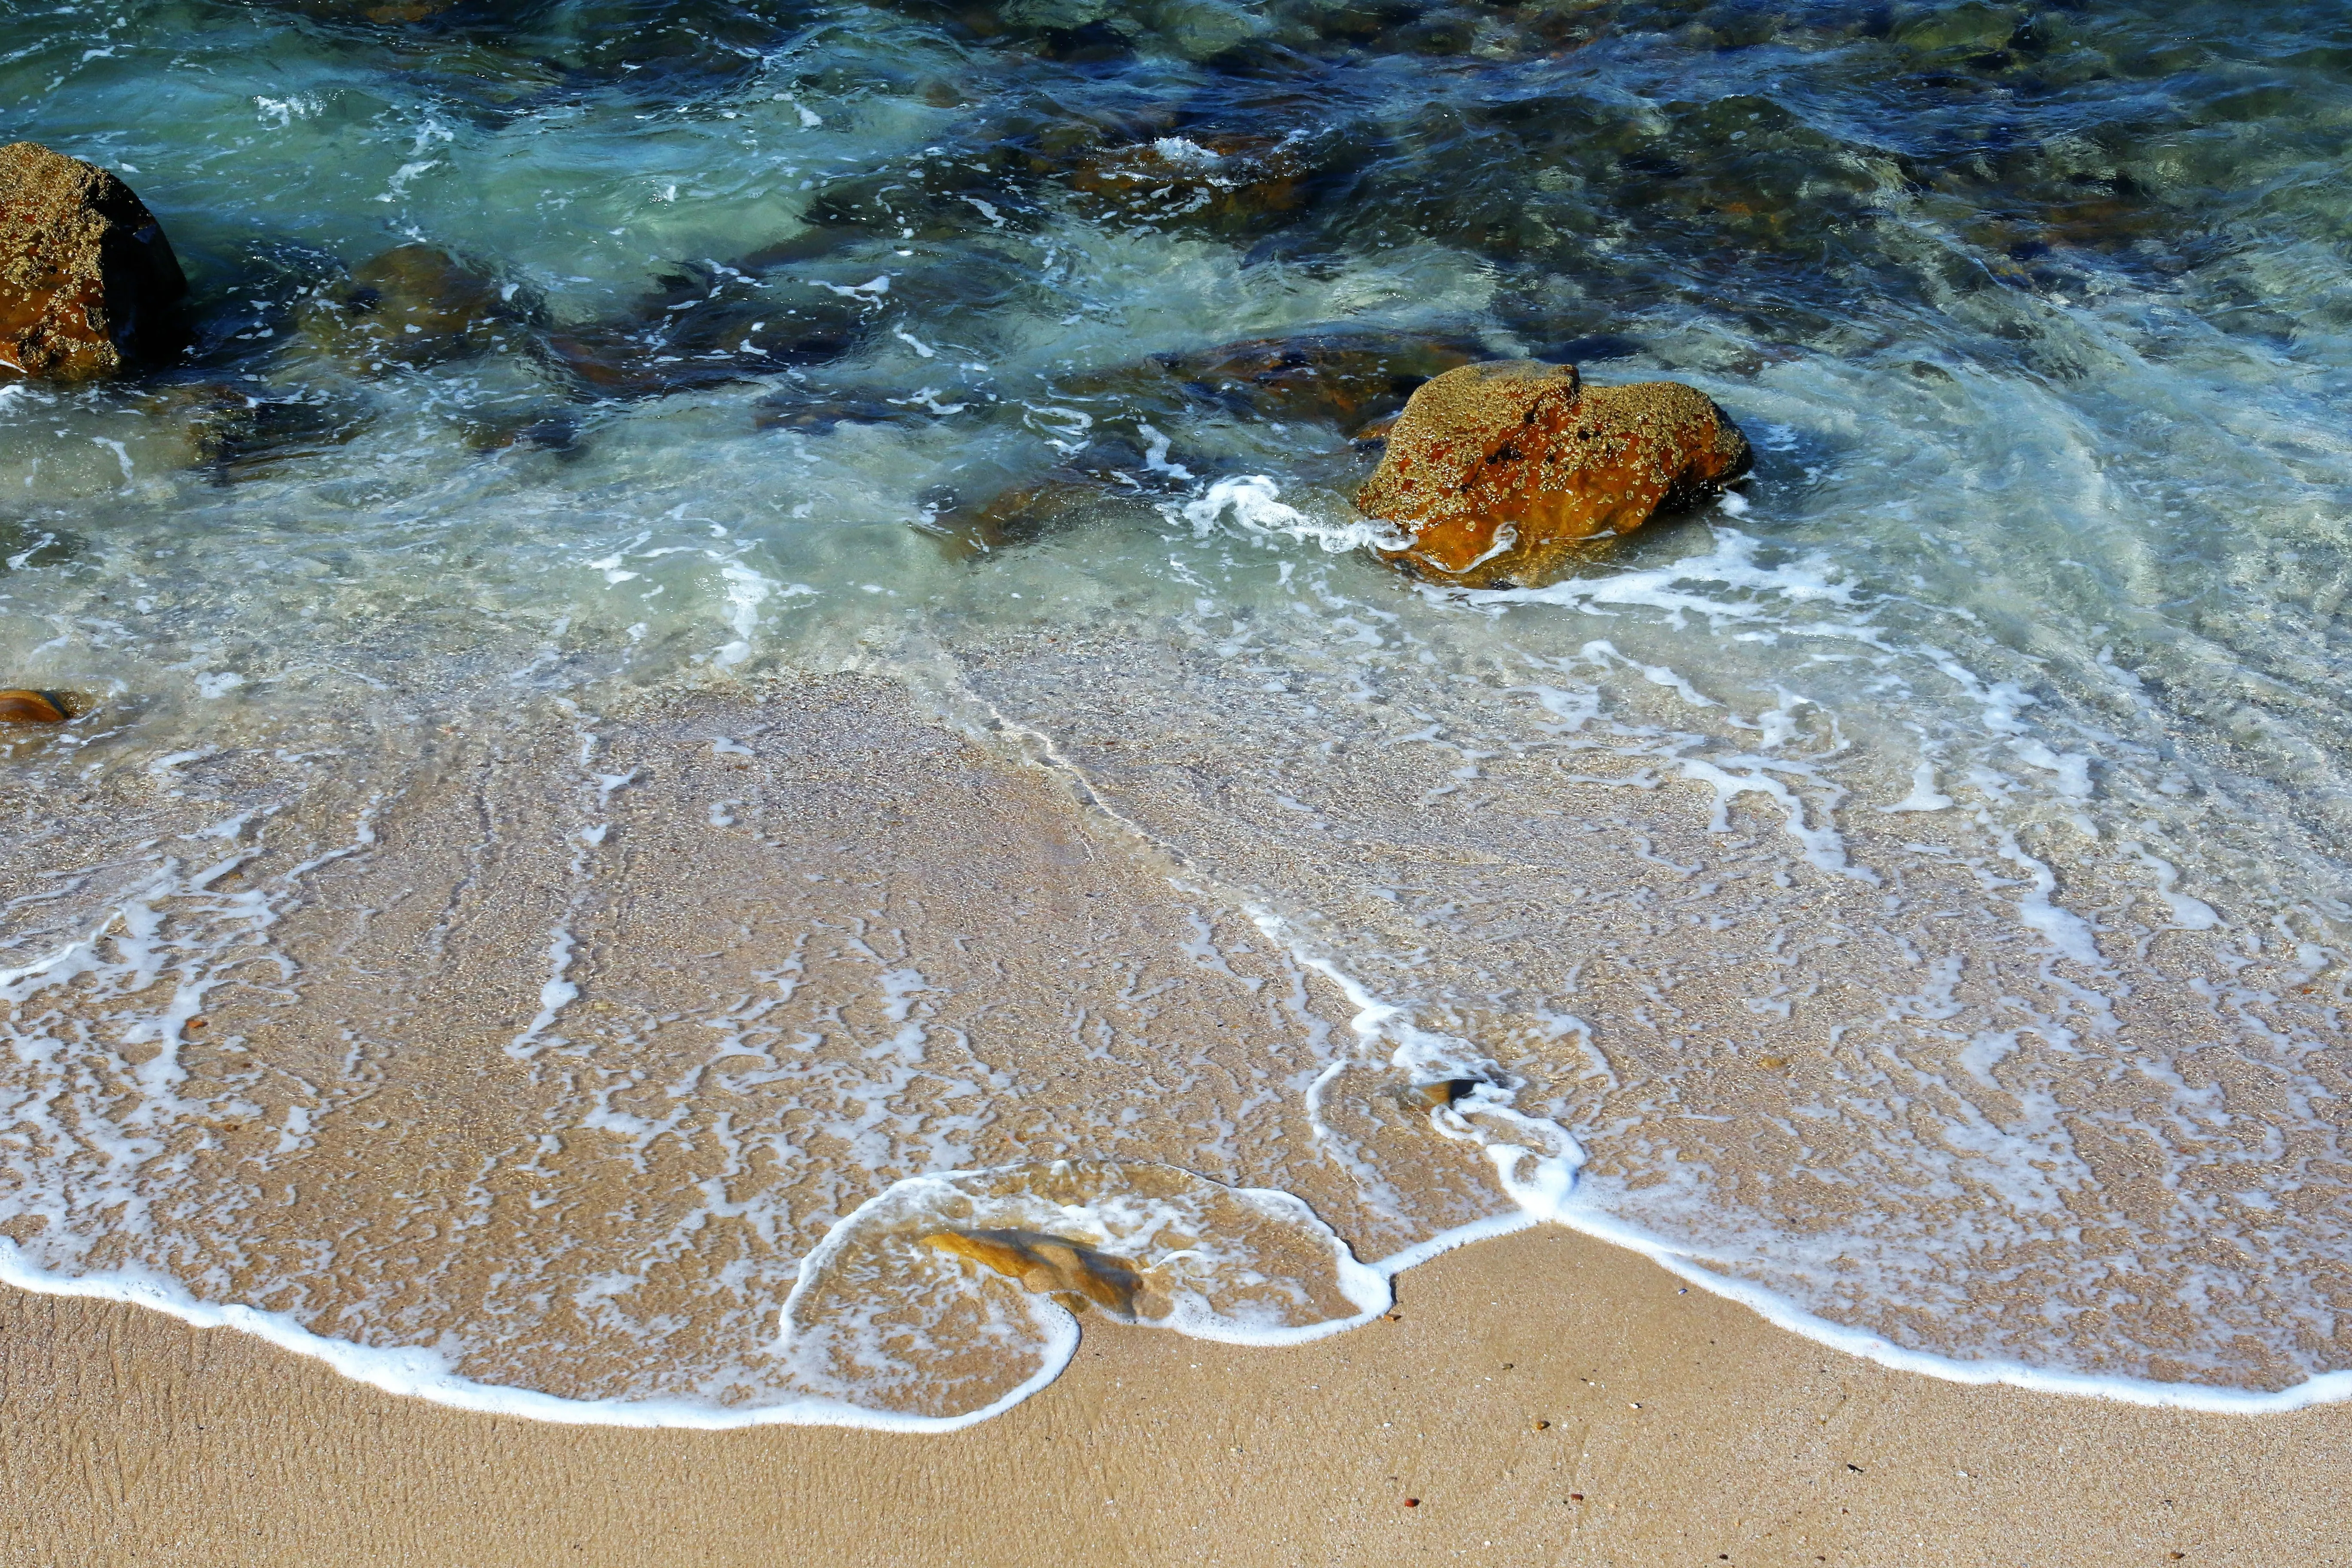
9, 1222, 2346, 1567
5, 672, 2349, 1564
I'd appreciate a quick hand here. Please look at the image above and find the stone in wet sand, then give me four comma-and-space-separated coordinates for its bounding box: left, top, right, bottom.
1417, 1077, 1491, 1108
0, 142, 187, 381
1357, 358, 1753, 588
0, 689, 67, 723
925, 1227, 1148, 1318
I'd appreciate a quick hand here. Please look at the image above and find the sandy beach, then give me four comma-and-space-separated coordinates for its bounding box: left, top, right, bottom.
9, 5, 2352, 1561
11, 1221, 2348, 1566
5, 675, 2349, 1565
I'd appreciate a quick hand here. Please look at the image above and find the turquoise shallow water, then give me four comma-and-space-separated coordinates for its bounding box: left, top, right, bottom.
1, 0, 2349, 1419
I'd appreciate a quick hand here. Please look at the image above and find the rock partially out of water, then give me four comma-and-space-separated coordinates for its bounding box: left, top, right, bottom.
0, 689, 67, 723
0, 142, 187, 382
924, 1227, 1149, 1318
1358, 359, 1752, 588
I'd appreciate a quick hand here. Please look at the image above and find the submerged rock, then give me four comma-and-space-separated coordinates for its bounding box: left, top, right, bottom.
262, 0, 462, 20
142, 380, 375, 477
1155, 328, 1482, 430
753, 394, 927, 435
919, 328, 1482, 560
0, 142, 187, 382
0, 689, 67, 724
924, 1227, 1148, 1317
539, 261, 859, 401
296, 244, 520, 369
921, 472, 1130, 557
1067, 133, 1323, 236
1357, 359, 1752, 588
878, 0, 1605, 62
1041, 326, 1482, 435
459, 407, 580, 453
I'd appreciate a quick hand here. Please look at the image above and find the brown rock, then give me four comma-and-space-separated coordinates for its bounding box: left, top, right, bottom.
1416, 1077, 1488, 1108
922, 475, 1115, 560
297, 245, 516, 369
1357, 360, 1753, 588
1155, 330, 1483, 431
536, 261, 856, 401
0, 143, 187, 382
140, 381, 374, 477
924, 1227, 1146, 1318
0, 689, 67, 724
1068, 134, 1313, 234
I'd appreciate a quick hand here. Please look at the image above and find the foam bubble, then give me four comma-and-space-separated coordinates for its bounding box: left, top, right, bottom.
1180, 477, 1409, 556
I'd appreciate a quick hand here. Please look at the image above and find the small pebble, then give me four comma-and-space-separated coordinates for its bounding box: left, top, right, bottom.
1531, 1419, 1550, 1432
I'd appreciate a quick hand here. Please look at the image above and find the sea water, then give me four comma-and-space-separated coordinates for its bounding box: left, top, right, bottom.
2, 0, 2349, 1425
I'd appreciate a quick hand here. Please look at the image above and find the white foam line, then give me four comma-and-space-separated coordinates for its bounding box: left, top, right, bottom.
0, 1242, 1055, 1433
1235, 901, 2350, 1415
15, 1176, 2347, 1430
504, 925, 579, 1059
1369, 1211, 1539, 1278
1516, 1202, 2352, 1415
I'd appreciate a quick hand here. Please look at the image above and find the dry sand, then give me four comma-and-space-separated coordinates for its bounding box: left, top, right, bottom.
9, 1221, 2348, 1567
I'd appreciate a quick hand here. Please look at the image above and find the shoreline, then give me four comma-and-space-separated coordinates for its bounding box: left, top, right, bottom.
12, 1188, 2351, 1440
6, 670, 2347, 1433
11, 1221, 2347, 1566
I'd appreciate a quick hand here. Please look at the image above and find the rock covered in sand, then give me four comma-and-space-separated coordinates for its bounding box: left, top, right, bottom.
0, 142, 187, 381
1357, 359, 1754, 588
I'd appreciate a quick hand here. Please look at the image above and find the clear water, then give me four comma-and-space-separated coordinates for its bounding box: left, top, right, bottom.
2, 0, 2349, 1421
